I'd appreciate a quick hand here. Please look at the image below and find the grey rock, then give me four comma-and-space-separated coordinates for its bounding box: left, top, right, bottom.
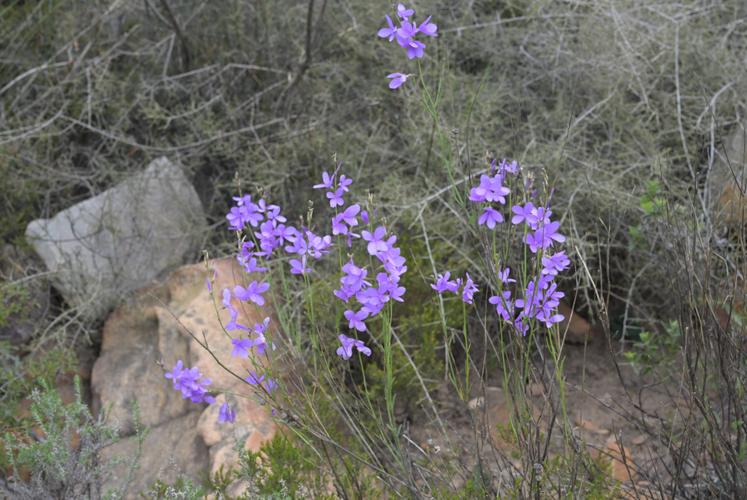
99, 411, 209, 499
25, 157, 206, 320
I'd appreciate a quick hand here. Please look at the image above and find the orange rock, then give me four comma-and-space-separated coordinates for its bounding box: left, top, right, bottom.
716, 182, 746, 225
558, 301, 594, 344
603, 435, 637, 483
92, 257, 279, 497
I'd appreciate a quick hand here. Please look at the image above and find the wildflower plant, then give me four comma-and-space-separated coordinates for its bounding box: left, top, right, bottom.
161, 5, 582, 496
377, 3, 438, 90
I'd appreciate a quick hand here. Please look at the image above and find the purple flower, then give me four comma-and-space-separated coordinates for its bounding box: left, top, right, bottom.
264, 204, 286, 223
313, 171, 335, 190
339, 174, 353, 192
327, 188, 345, 208
511, 202, 536, 225
405, 40, 425, 59
242, 204, 264, 228
525, 221, 565, 253
249, 317, 271, 354
275, 224, 298, 244
377, 14, 397, 41
489, 291, 514, 322
397, 3, 414, 20
336, 334, 372, 360
284, 232, 308, 255
478, 206, 504, 229
254, 317, 270, 334
514, 280, 565, 328
255, 220, 284, 255
252, 331, 269, 355
378, 4, 436, 69
331, 215, 348, 235
498, 159, 519, 175
361, 226, 389, 255
377, 272, 405, 303
234, 281, 270, 306
357, 287, 387, 315
512, 203, 554, 231
231, 338, 253, 358
226, 207, 245, 231
239, 256, 268, 274
514, 316, 529, 336
334, 285, 355, 302
165, 360, 215, 404
431, 271, 460, 294
341, 260, 370, 292
469, 174, 510, 204
395, 20, 418, 48
245, 371, 277, 393
223, 288, 249, 332
542, 251, 570, 277
461, 273, 478, 304
418, 16, 438, 37
290, 256, 311, 275
344, 309, 369, 332
387, 72, 409, 89
497, 267, 516, 284
305, 230, 333, 258
218, 402, 236, 423
379, 246, 407, 279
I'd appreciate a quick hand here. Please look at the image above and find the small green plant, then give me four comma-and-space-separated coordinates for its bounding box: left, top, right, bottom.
142, 477, 206, 499
1, 377, 118, 499
0, 344, 78, 459
639, 180, 666, 217
624, 320, 681, 375
237, 434, 334, 499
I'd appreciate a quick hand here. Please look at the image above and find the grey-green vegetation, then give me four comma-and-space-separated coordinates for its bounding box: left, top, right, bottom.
2, 0, 746, 497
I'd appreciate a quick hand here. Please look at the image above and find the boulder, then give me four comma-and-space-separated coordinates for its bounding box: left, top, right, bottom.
25, 157, 206, 320
99, 411, 209, 497
92, 257, 278, 497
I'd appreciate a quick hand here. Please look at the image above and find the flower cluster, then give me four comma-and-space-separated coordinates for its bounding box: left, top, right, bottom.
511, 202, 566, 253
311, 169, 408, 359
377, 3, 437, 89
431, 271, 479, 305
164, 360, 215, 404
315, 170, 353, 208
488, 253, 569, 335
433, 158, 571, 336
469, 159, 514, 229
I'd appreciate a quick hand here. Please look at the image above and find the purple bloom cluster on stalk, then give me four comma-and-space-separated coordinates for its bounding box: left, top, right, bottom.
469, 159, 515, 231
336, 226, 407, 328
432, 271, 479, 305
165, 360, 215, 404
432, 157, 572, 336
488, 267, 569, 336
377, 4, 438, 89
311, 169, 408, 360
216, 190, 322, 422
511, 202, 566, 253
